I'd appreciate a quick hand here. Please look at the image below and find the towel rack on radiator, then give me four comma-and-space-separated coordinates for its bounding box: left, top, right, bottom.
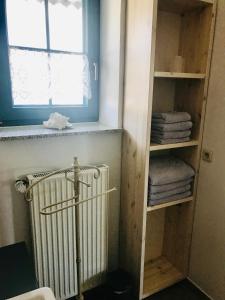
23, 157, 116, 300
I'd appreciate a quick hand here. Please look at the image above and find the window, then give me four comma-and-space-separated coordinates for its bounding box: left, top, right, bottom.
0, 0, 100, 125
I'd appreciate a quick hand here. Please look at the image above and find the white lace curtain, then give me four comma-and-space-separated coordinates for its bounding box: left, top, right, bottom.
13, 0, 92, 101
37, 0, 82, 8
83, 55, 92, 100
37, 0, 92, 100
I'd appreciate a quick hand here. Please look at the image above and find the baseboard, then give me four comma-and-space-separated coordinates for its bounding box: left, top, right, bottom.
187, 277, 214, 300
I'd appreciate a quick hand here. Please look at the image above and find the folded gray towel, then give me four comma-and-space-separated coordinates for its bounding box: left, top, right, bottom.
151, 130, 191, 139
149, 184, 191, 201
151, 136, 190, 144
152, 121, 193, 132
149, 156, 195, 185
152, 112, 191, 123
148, 190, 192, 206
149, 178, 193, 194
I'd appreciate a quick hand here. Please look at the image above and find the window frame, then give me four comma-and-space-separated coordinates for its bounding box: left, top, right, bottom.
0, 0, 100, 126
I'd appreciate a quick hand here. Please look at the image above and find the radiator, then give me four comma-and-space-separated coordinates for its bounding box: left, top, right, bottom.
28, 165, 109, 300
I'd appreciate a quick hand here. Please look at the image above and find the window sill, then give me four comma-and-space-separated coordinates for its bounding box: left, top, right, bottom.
0, 122, 123, 141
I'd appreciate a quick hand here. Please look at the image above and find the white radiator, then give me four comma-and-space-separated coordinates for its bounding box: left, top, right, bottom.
28, 165, 109, 300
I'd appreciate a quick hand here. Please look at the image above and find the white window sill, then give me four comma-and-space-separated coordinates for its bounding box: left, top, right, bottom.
0, 122, 122, 141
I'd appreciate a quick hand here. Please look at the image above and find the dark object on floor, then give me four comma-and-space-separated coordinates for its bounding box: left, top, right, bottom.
147, 280, 210, 300
107, 269, 133, 300
0, 242, 37, 299
83, 285, 109, 300
83, 279, 209, 300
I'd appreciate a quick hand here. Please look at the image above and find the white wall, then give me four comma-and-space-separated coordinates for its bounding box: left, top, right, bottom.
99, 0, 125, 128
0, 132, 121, 270
0, 0, 125, 272
189, 1, 225, 299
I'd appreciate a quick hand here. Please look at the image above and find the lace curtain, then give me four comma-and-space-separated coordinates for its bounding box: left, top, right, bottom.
83, 55, 92, 100
17, 0, 92, 102
37, 0, 82, 8
10, 50, 92, 104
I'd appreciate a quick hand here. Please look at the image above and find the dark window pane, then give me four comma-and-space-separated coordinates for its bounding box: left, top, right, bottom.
6, 0, 46, 48
48, 1, 83, 52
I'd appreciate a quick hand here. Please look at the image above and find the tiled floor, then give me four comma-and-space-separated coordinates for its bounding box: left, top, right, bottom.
83, 280, 210, 300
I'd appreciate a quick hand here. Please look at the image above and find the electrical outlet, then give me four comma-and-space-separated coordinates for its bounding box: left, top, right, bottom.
202, 149, 213, 162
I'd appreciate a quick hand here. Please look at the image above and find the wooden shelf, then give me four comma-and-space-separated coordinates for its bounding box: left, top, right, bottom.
150, 140, 199, 151
121, 0, 216, 298
142, 256, 184, 299
202, 0, 214, 3
158, 0, 214, 14
147, 196, 193, 212
154, 72, 205, 79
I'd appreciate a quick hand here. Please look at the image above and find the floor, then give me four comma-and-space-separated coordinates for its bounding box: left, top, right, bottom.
0, 243, 210, 300
0, 243, 209, 300
0, 242, 37, 299
83, 280, 210, 300
147, 280, 210, 300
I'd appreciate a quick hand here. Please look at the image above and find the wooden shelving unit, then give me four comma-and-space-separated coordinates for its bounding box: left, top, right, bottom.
147, 196, 193, 212
143, 256, 184, 298
120, 0, 217, 299
154, 71, 205, 79
150, 140, 199, 151
158, 0, 214, 14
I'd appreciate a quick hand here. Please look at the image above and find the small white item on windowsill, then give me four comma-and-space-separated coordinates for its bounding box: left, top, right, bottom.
43, 112, 72, 130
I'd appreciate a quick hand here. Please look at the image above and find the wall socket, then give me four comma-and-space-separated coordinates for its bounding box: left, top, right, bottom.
202, 149, 213, 162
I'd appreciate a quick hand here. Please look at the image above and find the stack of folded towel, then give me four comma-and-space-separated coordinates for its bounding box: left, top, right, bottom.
151, 112, 193, 144
148, 155, 195, 206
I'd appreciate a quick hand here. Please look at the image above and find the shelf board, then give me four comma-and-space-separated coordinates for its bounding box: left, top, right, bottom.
142, 256, 184, 299
150, 140, 199, 151
147, 196, 193, 212
158, 0, 213, 14
201, 0, 214, 3
154, 71, 205, 79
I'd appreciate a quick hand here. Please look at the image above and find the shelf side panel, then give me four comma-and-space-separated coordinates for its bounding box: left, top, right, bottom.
120, 0, 157, 298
